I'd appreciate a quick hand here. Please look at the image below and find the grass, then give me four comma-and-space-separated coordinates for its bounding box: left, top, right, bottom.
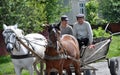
0, 55, 37, 75
0, 56, 14, 75
107, 35, 120, 58
0, 36, 120, 75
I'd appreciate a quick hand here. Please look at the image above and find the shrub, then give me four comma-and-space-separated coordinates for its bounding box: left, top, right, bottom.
93, 27, 110, 37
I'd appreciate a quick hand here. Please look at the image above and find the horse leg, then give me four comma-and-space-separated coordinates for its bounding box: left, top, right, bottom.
28, 65, 34, 75
14, 67, 22, 75
58, 68, 63, 75
40, 61, 44, 75
66, 68, 72, 75
74, 62, 81, 75
33, 60, 40, 75
46, 68, 51, 75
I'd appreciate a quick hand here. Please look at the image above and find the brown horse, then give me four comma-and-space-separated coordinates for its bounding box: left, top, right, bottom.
45, 25, 81, 75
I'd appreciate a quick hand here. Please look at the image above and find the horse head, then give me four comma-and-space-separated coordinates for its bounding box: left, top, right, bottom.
47, 24, 61, 51
2, 24, 24, 53
48, 24, 60, 42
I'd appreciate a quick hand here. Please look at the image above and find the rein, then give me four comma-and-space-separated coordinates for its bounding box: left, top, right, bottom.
24, 37, 47, 47
9, 36, 46, 59
9, 37, 34, 59
16, 36, 45, 61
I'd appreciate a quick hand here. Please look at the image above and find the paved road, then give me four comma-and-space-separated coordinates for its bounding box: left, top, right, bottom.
90, 57, 120, 75
66, 57, 120, 75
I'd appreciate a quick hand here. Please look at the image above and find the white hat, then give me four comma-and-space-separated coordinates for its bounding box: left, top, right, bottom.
61, 15, 69, 21
76, 14, 85, 18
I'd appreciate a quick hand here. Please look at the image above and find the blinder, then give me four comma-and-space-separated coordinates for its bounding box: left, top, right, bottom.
3, 29, 17, 53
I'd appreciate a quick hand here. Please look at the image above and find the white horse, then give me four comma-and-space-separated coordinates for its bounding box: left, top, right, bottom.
2, 24, 47, 75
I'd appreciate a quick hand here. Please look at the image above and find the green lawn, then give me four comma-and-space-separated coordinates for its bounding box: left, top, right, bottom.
0, 56, 36, 75
107, 35, 120, 57
0, 36, 120, 75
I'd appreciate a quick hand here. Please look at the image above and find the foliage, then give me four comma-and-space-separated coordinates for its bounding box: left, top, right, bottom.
0, 62, 15, 75
0, 0, 46, 33
0, 55, 36, 75
0, 55, 11, 64
86, 0, 120, 24
85, 0, 106, 25
107, 35, 120, 58
93, 27, 110, 37
0, 0, 67, 33
98, 0, 120, 23
45, 0, 67, 23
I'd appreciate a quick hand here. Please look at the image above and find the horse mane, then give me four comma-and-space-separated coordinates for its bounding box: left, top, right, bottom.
10, 27, 24, 38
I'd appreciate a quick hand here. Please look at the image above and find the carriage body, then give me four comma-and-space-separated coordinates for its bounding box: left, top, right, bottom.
79, 37, 112, 75
67, 36, 119, 75
81, 37, 111, 65
79, 30, 120, 75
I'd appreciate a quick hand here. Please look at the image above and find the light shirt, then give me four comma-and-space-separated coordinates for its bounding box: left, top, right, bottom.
73, 21, 93, 44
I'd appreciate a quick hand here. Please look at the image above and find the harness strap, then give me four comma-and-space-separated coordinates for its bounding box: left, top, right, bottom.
44, 54, 80, 62
44, 54, 67, 60
11, 54, 34, 59
58, 40, 68, 56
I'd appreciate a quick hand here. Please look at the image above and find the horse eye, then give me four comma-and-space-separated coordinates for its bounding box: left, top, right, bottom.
12, 34, 16, 38
2, 33, 6, 38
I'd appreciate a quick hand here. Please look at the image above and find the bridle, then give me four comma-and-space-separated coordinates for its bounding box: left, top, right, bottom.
48, 26, 60, 51
3, 29, 21, 53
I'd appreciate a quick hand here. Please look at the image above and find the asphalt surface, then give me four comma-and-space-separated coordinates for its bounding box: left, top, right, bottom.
71, 57, 120, 75
53, 57, 120, 75
90, 57, 120, 75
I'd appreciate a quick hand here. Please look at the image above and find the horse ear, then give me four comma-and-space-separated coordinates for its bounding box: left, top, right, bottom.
3, 24, 7, 29
14, 23, 18, 29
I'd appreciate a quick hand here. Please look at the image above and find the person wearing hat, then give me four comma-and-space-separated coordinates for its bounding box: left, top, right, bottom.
57, 15, 73, 36
73, 14, 94, 49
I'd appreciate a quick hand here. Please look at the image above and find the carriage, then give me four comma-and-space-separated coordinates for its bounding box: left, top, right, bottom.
71, 23, 120, 75
77, 36, 119, 75
2, 24, 119, 75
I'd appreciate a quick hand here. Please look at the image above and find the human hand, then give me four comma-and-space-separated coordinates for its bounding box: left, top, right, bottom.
88, 44, 95, 49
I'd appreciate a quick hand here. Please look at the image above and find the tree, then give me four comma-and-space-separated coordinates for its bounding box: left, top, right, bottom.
0, 0, 67, 33
85, 0, 106, 25
0, 0, 46, 33
44, 0, 68, 23
98, 0, 120, 23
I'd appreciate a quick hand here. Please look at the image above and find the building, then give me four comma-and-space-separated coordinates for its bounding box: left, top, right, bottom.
63, 0, 89, 24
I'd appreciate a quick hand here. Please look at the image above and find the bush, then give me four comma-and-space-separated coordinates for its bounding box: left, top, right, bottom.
86, 0, 107, 25
0, 55, 11, 64
93, 27, 110, 37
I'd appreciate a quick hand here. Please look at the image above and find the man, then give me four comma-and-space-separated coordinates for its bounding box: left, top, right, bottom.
73, 14, 94, 49
57, 15, 73, 36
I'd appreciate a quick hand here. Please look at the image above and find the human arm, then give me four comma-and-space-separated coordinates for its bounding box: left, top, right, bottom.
69, 26, 74, 35
86, 22, 93, 45
86, 22, 95, 48
73, 24, 77, 38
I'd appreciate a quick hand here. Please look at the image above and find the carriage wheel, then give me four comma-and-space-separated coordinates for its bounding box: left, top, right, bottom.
109, 58, 119, 75
83, 70, 92, 75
